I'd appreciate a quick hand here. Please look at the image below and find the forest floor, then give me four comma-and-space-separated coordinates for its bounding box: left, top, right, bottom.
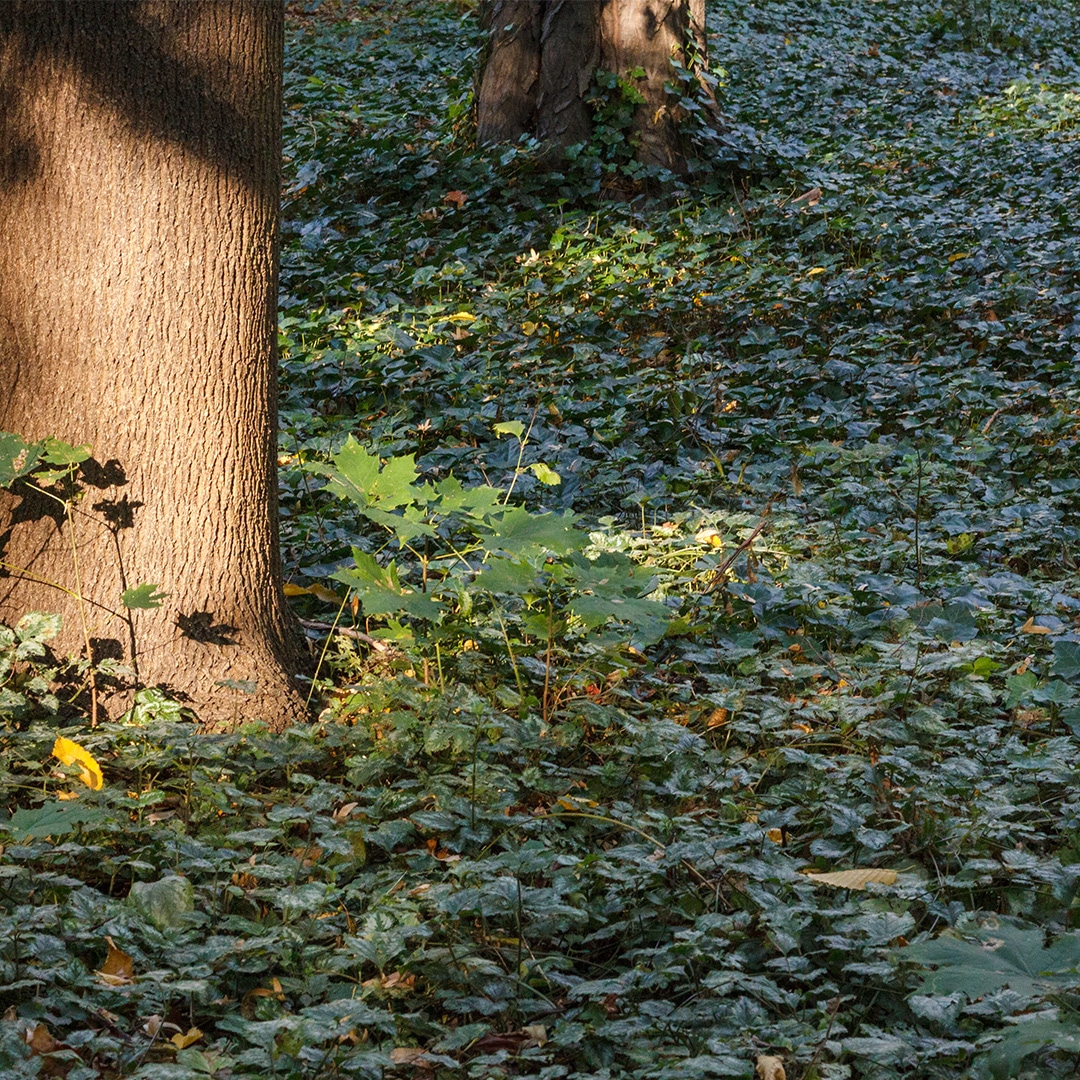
4, 1, 1080, 1077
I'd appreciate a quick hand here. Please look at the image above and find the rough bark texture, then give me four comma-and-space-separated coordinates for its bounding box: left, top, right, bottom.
476, 0, 709, 172
0, 1, 307, 731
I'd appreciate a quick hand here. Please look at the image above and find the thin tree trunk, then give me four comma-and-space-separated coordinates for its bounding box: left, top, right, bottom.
0, 1, 307, 731
476, 0, 710, 173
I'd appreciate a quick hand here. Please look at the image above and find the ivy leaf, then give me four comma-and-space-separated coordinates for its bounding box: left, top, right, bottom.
129, 875, 195, 930
1051, 640, 1080, 680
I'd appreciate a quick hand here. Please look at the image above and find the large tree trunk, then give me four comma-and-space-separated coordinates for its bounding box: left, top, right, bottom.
0, 1, 307, 731
476, 0, 709, 172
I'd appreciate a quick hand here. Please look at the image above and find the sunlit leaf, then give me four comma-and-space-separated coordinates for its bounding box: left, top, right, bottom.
52, 736, 103, 790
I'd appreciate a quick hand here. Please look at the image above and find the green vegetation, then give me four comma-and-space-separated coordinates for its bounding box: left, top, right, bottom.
4, 0, 1080, 1076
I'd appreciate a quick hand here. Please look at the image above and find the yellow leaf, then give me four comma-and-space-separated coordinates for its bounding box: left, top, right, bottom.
282, 582, 308, 596
1020, 616, 1052, 635
57, 790, 80, 801
948, 251, 971, 263
97, 937, 134, 985
521, 321, 538, 335
446, 311, 475, 323
171, 1027, 203, 1050
806, 267, 827, 276
756, 1055, 787, 1080
802, 868, 898, 890
52, 737, 103, 790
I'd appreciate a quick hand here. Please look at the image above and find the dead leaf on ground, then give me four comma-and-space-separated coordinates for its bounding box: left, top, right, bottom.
756, 1054, 787, 1080
802, 867, 898, 890
171, 1027, 203, 1050
390, 1046, 429, 1065
97, 937, 134, 985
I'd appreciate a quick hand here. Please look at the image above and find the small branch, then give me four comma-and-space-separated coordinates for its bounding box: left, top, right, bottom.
297, 617, 391, 652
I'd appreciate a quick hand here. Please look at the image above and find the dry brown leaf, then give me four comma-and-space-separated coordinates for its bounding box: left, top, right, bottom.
791, 186, 821, 206
334, 801, 359, 820
1020, 616, 1052, 635
27, 1022, 62, 1055
706, 707, 728, 729
390, 1046, 427, 1065
97, 937, 134, 985
802, 868, 898, 890
755, 1054, 786, 1080
442, 189, 467, 208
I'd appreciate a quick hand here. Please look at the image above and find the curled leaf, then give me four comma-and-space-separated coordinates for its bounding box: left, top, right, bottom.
52, 736, 103, 790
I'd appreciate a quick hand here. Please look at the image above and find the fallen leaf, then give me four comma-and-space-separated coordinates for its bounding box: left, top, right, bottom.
52, 736, 103, 790
802, 868, 898, 890
390, 1046, 427, 1065
27, 1022, 62, 1055
706, 707, 729, 728
171, 1027, 203, 1049
1020, 616, 1052, 635
97, 937, 134, 985
756, 1054, 786, 1080
791, 186, 822, 205
442, 189, 467, 208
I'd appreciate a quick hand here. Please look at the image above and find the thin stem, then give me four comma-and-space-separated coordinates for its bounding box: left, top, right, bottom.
305, 589, 352, 711
64, 486, 98, 727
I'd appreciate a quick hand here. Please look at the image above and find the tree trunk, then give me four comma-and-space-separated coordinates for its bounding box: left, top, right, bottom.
476, 0, 709, 172
0, 1, 307, 731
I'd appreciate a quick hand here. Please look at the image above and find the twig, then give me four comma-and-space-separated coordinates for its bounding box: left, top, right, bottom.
703, 493, 778, 594
297, 617, 390, 652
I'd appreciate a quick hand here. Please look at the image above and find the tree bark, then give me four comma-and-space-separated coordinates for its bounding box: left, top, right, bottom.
476, 0, 709, 172
0, 1, 307, 731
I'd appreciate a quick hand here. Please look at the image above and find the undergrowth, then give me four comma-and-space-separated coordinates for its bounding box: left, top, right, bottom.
4, 0, 1080, 1077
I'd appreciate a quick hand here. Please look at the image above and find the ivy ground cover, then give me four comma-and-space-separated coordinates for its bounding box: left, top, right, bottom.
4, 0, 1080, 1077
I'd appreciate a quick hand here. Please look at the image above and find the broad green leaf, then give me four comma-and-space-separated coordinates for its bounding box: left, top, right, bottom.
907, 919, 1080, 1003
7, 800, 108, 840
485, 507, 581, 558
41, 437, 92, 466
529, 462, 561, 486
493, 421, 525, 440
1051, 641, 1080, 680
129, 875, 195, 929
121, 583, 169, 610
0, 431, 43, 487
